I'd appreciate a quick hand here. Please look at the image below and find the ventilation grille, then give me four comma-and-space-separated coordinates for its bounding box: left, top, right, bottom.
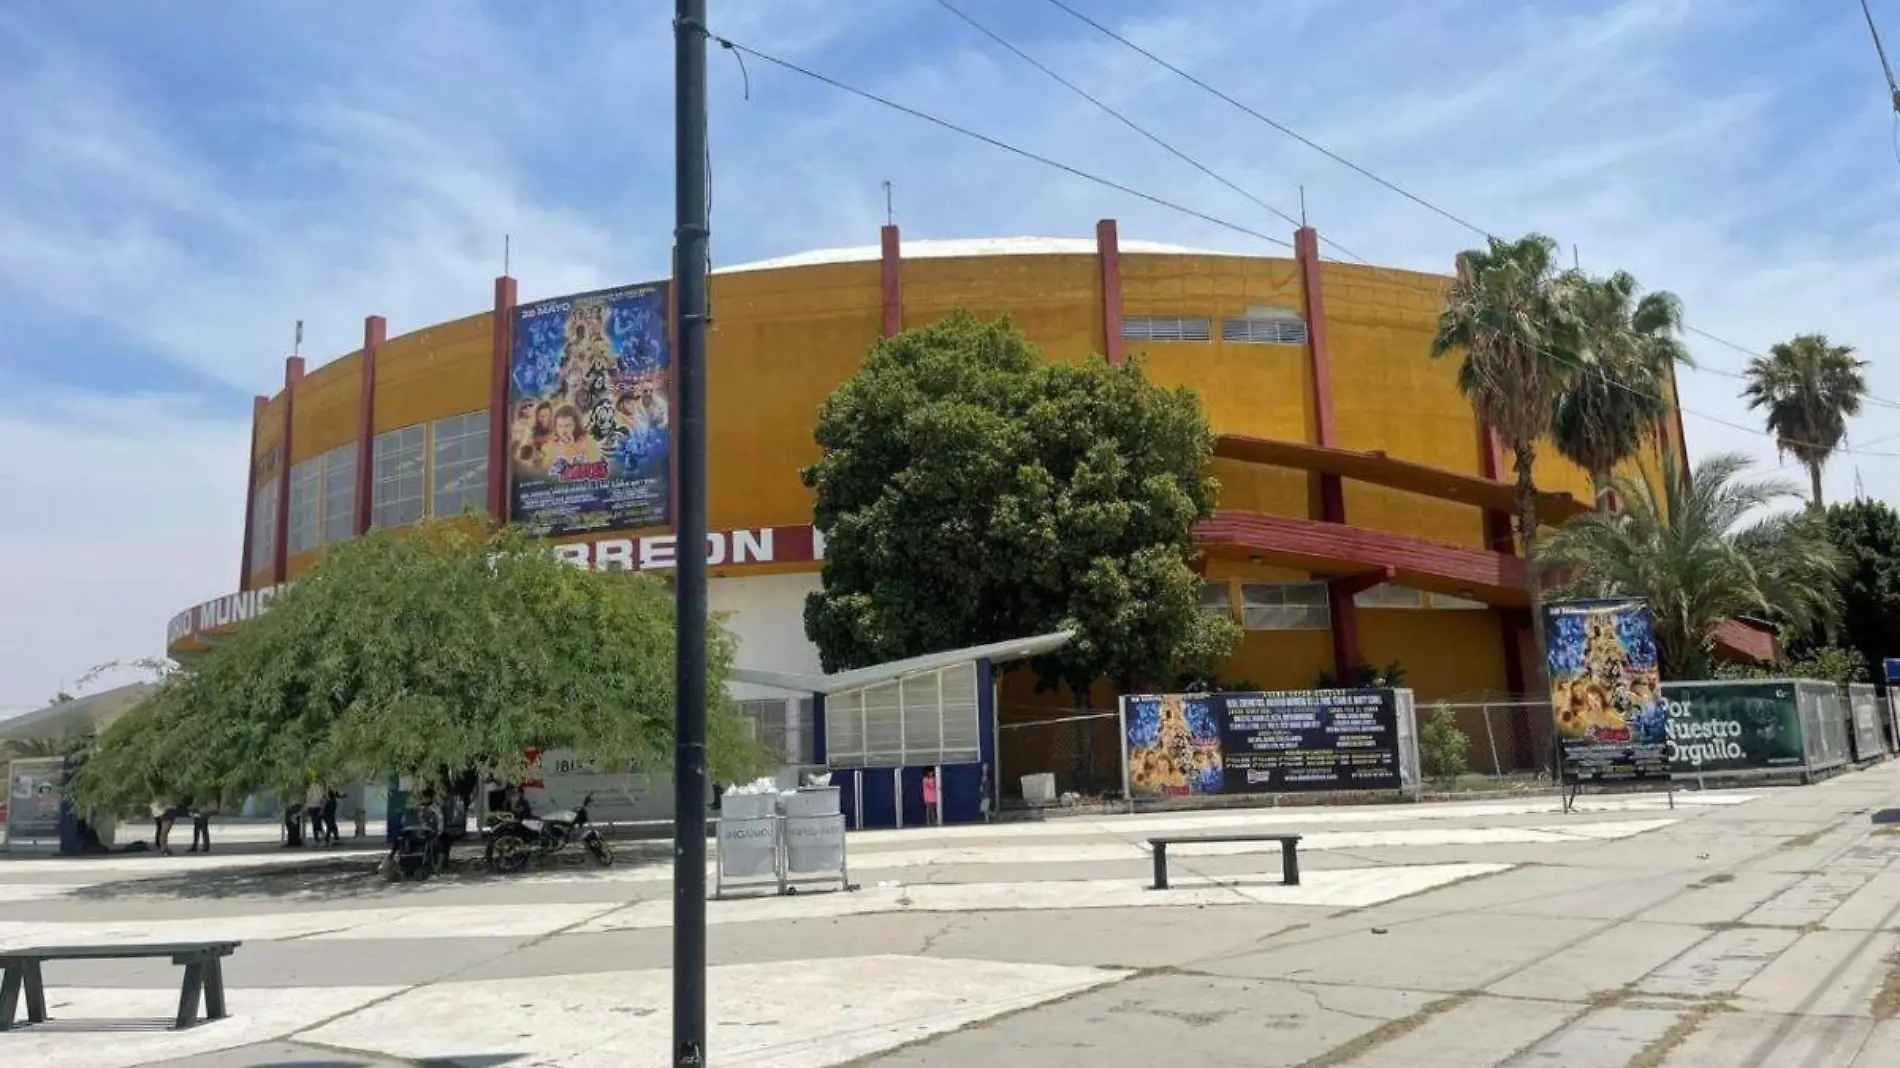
1123, 315, 1212, 342
1222, 317, 1308, 345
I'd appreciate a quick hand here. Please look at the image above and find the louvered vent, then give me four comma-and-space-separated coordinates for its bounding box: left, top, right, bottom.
1122, 315, 1213, 342
1222, 317, 1308, 345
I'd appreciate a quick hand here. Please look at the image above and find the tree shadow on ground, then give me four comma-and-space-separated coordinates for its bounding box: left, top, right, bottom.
67, 841, 672, 902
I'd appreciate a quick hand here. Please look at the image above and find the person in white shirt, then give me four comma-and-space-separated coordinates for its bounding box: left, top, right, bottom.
305, 782, 326, 847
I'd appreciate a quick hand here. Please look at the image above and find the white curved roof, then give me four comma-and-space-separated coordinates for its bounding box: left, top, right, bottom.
715, 236, 1256, 275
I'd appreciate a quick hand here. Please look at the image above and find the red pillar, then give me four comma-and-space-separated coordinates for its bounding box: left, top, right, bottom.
1096, 219, 1124, 365
355, 316, 385, 536
880, 224, 903, 338
272, 357, 305, 584
1296, 226, 1359, 682
238, 395, 267, 591
486, 276, 517, 527
1479, 420, 1533, 704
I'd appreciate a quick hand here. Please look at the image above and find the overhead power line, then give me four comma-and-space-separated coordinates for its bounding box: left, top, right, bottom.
1040, 0, 1900, 417
707, 31, 1900, 461
709, 35, 1291, 250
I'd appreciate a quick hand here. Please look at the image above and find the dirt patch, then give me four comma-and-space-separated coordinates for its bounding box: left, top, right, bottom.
1294, 993, 1471, 1068
1872, 949, 1900, 1019
1691, 873, 1736, 888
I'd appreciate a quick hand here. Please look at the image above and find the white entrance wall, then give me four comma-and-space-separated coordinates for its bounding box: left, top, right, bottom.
712, 572, 825, 702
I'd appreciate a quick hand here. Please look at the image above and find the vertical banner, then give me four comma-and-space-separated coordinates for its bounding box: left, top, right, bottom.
5, 758, 66, 842
1544, 599, 1670, 785
507, 282, 672, 537
1122, 689, 1401, 798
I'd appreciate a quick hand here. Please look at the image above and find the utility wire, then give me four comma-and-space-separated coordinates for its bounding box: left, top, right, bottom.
1863, 0, 1900, 111
1042, 0, 1900, 416
708, 34, 1291, 250
927, 0, 1317, 239
709, 32, 1900, 461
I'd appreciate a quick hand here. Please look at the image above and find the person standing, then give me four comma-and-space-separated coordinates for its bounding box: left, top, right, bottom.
304, 780, 326, 847
149, 796, 176, 855
922, 769, 940, 827
320, 788, 340, 847
188, 800, 211, 853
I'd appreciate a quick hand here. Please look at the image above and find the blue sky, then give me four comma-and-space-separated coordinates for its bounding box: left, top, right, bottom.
4, 0, 1900, 706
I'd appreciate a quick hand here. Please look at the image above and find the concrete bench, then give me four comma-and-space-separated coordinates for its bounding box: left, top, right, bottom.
0, 941, 241, 1031
1148, 834, 1302, 890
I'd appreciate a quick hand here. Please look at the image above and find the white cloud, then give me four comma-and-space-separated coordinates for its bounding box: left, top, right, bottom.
0, 388, 247, 708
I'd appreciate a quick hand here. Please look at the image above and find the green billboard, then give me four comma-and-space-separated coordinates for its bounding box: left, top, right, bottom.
1660, 681, 1805, 774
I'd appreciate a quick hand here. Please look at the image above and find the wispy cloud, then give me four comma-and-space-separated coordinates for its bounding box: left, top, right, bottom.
2, 0, 1899, 702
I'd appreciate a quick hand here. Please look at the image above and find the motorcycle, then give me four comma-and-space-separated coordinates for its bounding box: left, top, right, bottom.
482, 791, 615, 873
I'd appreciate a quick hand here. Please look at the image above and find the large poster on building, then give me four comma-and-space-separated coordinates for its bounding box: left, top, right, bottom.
1122, 689, 1401, 798
508, 282, 671, 537
1544, 599, 1670, 785
1658, 682, 1804, 774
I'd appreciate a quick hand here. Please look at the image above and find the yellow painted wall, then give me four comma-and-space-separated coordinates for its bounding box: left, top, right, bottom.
904, 254, 1101, 362
373, 312, 491, 435
291, 351, 363, 461
1358, 608, 1507, 701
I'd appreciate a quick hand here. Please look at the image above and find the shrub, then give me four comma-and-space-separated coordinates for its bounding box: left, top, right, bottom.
1419, 702, 1471, 783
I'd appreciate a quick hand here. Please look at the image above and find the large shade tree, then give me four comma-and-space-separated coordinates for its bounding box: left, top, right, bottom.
1790, 500, 1900, 682
1535, 453, 1843, 679
1550, 269, 1691, 509
1742, 333, 1868, 510
72, 521, 764, 814
802, 310, 1237, 701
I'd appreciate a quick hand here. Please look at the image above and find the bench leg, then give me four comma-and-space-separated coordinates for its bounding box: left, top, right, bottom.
174, 962, 205, 1030
0, 964, 20, 1032
203, 957, 227, 1020
22, 961, 45, 1024
1281, 840, 1301, 886
1151, 843, 1170, 891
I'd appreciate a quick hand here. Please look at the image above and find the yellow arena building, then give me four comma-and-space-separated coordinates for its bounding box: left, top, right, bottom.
164, 218, 1757, 800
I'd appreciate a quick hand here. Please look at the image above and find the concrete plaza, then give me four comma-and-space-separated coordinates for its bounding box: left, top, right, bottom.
3, 768, 1900, 1066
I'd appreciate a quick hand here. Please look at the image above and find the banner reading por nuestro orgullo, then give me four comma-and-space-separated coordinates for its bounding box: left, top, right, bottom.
508, 282, 671, 537
1544, 598, 1671, 785
1657, 681, 1804, 774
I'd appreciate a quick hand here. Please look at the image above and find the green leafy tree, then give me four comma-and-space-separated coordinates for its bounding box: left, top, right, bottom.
1798, 500, 1900, 681
1535, 453, 1843, 679
1550, 270, 1691, 509
1742, 333, 1868, 510
72, 521, 764, 814
1716, 645, 1868, 687
802, 310, 1238, 702
1419, 702, 1471, 783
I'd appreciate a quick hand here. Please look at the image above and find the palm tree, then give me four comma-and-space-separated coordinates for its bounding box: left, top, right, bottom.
1432, 233, 1580, 555
1535, 452, 1842, 679
1550, 270, 1692, 510
1741, 333, 1868, 510
1432, 233, 1578, 690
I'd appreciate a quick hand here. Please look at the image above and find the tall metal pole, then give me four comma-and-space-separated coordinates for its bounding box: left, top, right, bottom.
672, 1, 711, 1065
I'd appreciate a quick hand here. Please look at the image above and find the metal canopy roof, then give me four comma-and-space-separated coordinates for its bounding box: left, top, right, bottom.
732, 631, 1076, 696
0, 682, 157, 742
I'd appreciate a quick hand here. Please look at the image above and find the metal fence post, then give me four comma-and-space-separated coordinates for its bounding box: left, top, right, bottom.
1482, 703, 1502, 776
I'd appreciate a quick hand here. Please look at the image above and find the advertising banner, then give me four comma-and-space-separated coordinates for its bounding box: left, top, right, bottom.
1122, 689, 1402, 798
1849, 684, 1884, 760
507, 282, 671, 537
6, 758, 66, 841
1658, 682, 1804, 774
1544, 599, 1670, 785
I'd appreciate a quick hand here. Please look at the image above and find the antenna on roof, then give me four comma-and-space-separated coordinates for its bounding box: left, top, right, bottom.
1298, 185, 1307, 228
293, 320, 303, 358
504, 234, 512, 277
881, 181, 894, 226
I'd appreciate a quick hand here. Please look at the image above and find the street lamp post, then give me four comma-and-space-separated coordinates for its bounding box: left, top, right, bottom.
672, 1, 711, 1065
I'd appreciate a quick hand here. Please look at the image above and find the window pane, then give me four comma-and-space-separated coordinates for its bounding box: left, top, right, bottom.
249, 481, 279, 575
1240, 582, 1331, 631
321, 444, 357, 544
431, 410, 490, 520
1198, 581, 1232, 618
372, 424, 426, 528
286, 457, 322, 555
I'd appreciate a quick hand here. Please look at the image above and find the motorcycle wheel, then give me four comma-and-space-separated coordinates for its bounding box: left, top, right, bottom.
486, 833, 533, 874
585, 832, 614, 867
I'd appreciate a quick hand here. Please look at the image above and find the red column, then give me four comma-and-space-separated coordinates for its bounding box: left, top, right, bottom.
1096, 219, 1124, 366
355, 316, 385, 536
238, 395, 267, 591
1478, 420, 1532, 700
486, 276, 517, 527
273, 357, 305, 584
1296, 226, 1358, 682
880, 224, 903, 338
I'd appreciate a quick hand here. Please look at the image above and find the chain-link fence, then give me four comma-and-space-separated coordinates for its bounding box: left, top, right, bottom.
1428, 699, 1554, 779
995, 708, 1123, 799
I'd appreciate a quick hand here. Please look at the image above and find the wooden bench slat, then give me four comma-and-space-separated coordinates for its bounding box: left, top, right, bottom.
0, 941, 240, 1033
0, 942, 239, 962
1148, 834, 1302, 891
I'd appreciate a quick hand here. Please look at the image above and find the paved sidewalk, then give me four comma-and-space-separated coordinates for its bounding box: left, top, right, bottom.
0, 770, 1896, 1066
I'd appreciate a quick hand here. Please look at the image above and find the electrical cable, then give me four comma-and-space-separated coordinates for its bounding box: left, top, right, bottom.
709, 34, 1291, 250
708, 31, 1900, 461
1041, 0, 1900, 416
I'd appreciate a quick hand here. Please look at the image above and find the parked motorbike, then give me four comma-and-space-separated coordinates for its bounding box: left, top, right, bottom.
482, 791, 614, 873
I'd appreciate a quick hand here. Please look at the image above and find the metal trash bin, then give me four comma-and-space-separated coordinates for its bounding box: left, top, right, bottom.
782, 787, 848, 892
